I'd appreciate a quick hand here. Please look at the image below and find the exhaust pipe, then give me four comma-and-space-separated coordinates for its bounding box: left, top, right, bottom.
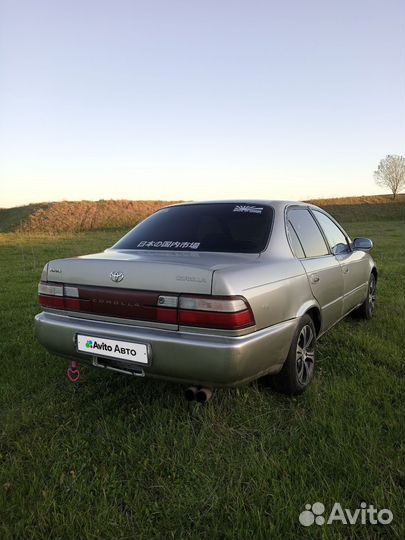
185, 386, 198, 401
195, 387, 213, 404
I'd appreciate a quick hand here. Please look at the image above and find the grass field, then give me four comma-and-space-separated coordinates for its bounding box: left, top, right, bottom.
0, 209, 404, 539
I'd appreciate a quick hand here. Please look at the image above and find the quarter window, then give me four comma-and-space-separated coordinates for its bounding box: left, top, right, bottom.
312, 210, 350, 255
287, 208, 329, 258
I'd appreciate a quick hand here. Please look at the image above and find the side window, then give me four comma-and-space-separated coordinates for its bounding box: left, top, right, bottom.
287, 221, 305, 258
288, 208, 329, 258
313, 210, 350, 255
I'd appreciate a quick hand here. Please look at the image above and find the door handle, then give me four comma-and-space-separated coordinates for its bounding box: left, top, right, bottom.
343, 266, 349, 274
311, 274, 320, 283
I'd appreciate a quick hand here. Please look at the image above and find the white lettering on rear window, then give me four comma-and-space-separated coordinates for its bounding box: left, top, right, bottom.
233, 205, 263, 214
137, 240, 201, 249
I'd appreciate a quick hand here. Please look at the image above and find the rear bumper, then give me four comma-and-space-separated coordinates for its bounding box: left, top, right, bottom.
34, 311, 297, 387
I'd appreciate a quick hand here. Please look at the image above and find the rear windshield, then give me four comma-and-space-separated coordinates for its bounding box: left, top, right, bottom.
112, 203, 273, 253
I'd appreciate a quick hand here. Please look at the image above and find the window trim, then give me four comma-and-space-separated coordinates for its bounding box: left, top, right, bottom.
285, 205, 333, 260
309, 208, 353, 255
287, 219, 306, 258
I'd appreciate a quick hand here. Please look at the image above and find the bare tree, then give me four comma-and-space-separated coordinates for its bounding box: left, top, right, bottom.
374, 154, 405, 199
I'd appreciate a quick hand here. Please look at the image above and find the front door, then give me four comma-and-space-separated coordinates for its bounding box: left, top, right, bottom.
311, 209, 368, 313
287, 208, 344, 331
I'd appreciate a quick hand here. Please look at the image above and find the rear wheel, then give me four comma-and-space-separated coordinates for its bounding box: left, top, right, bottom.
354, 273, 376, 320
269, 314, 317, 395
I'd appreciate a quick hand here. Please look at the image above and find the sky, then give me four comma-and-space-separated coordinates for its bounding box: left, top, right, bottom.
0, 0, 403, 208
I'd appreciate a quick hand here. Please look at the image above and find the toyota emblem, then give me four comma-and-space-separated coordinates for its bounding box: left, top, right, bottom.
110, 271, 124, 283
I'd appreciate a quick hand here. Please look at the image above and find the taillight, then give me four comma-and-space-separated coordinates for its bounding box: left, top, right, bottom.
38, 283, 64, 296
156, 295, 178, 323
178, 295, 255, 330
38, 282, 81, 310
38, 282, 255, 330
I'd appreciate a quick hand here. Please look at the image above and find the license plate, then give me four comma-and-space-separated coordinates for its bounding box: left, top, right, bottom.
76, 334, 149, 364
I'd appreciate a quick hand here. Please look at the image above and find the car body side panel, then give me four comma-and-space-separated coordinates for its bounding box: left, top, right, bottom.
336, 250, 373, 312
245, 273, 316, 330
212, 258, 314, 329
298, 255, 344, 332
301, 204, 376, 316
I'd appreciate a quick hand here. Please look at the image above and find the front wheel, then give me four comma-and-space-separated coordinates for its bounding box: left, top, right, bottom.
268, 314, 317, 395
354, 273, 376, 320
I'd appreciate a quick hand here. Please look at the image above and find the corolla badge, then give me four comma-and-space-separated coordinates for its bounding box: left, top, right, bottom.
110, 271, 124, 283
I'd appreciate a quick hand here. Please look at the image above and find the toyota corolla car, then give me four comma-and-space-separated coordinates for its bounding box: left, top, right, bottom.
35, 201, 377, 398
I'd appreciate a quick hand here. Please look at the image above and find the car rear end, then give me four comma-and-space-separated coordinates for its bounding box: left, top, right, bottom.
35, 202, 295, 386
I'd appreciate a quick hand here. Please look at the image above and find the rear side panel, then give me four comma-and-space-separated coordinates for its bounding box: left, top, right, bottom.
212, 257, 312, 330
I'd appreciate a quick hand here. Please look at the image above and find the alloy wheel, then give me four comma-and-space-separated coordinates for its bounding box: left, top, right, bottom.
296, 324, 315, 385
368, 276, 376, 314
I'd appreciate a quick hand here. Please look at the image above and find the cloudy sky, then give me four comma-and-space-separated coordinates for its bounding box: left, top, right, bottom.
0, 0, 403, 207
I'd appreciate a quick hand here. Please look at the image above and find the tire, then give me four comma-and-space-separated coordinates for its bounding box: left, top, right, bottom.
269, 314, 317, 395
354, 273, 376, 320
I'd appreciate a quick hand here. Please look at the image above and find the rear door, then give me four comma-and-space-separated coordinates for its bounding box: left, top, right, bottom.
311, 210, 369, 313
287, 207, 344, 331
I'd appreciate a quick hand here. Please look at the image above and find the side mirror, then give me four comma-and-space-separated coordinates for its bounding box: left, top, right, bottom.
353, 237, 373, 251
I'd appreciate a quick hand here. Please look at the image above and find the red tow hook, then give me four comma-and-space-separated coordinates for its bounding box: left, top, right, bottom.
67, 360, 81, 382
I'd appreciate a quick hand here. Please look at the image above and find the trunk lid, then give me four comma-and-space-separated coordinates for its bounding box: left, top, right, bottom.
41, 250, 260, 327
45, 249, 259, 294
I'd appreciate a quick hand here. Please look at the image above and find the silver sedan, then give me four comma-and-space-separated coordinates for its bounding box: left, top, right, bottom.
35, 201, 377, 398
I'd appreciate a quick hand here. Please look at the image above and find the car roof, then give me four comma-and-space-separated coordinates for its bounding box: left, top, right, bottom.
165, 200, 320, 211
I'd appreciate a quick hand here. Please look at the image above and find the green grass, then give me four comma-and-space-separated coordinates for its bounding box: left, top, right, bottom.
317, 202, 405, 223
0, 218, 404, 539
309, 194, 405, 223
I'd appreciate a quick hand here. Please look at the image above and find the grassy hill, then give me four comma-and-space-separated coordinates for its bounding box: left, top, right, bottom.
0, 194, 403, 233
0, 200, 181, 233
307, 194, 404, 222
0, 203, 50, 232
